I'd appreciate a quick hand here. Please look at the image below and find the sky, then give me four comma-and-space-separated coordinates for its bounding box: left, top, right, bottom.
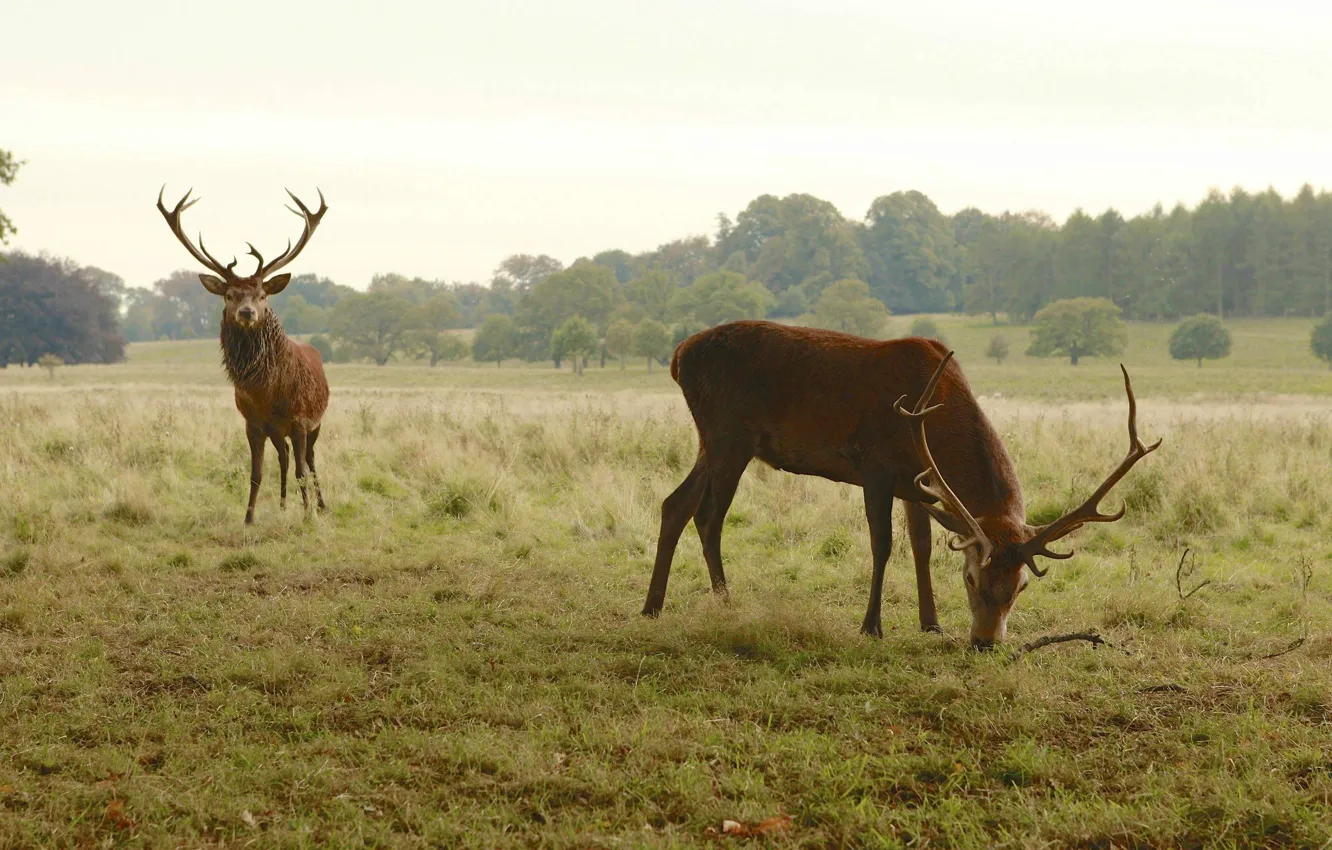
4, 0, 1332, 290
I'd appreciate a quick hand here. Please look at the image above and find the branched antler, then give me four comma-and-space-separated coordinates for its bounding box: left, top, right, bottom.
156, 186, 240, 281
252, 189, 328, 278
1018, 365, 1161, 573
894, 352, 994, 567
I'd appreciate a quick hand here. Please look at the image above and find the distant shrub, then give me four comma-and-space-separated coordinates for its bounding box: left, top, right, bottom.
986, 334, 1010, 364
1169, 315, 1231, 367
1312, 315, 1332, 368
38, 353, 63, 379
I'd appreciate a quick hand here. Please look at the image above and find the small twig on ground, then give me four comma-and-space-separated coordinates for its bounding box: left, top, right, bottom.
1246, 558, 1315, 663
1251, 636, 1307, 662
1138, 683, 1186, 694
1015, 631, 1125, 658
1175, 548, 1212, 600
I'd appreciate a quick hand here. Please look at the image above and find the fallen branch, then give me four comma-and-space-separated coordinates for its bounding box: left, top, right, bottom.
1016, 631, 1124, 657
1246, 635, 1307, 663
1175, 548, 1212, 600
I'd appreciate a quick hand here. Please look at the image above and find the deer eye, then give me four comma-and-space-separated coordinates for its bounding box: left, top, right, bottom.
964, 571, 977, 588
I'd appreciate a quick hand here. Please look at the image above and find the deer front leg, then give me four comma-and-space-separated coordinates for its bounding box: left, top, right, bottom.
290, 428, 310, 511
244, 423, 266, 525
904, 501, 940, 633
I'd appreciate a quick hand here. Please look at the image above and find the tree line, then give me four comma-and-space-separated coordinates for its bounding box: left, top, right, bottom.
8, 175, 1332, 367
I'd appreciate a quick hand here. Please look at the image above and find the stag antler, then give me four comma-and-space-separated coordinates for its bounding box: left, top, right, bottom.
251, 188, 328, 278
894, 352, 995, 569
156, 186, 240, 281
1017, 365, 1161, 574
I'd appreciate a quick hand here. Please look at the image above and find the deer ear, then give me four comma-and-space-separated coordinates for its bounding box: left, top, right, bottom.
263, 273, 292, 295
199, 274, 228, 295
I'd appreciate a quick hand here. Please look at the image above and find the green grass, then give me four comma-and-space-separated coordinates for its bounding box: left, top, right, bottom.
0, 322, 1330, 846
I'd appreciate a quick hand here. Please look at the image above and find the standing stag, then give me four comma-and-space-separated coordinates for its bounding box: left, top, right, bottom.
157, 186, 331, 524
643, 321, 1160, 648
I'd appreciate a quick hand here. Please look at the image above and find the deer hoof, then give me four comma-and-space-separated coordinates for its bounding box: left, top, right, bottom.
860, 622, 884, 639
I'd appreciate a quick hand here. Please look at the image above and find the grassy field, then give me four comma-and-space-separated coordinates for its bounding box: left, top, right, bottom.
1, 319, 1330, 847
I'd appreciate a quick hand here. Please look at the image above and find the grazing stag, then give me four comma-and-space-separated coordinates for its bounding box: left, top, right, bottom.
643, 321, 1159, 648
157, 187, 331, 524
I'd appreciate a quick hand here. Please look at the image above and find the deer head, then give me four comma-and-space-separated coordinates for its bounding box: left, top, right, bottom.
897, 354, 1160, 649
156, 186, 327, 329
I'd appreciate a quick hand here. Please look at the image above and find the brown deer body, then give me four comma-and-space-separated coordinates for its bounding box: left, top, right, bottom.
157, 187, 331, 524
643, 321, 1159, 647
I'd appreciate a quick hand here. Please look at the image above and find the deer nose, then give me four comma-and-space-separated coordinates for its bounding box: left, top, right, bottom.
238, 307, 256, 321
971, 637, 997, 652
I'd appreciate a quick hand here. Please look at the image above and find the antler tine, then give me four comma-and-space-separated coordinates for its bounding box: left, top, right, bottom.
197, 234, 238, 276
245, 242, 265, 275
896, 352, 995, 568
156, 186, 239, 281
1019, 365, 1161, 563
255, 188, 328, 279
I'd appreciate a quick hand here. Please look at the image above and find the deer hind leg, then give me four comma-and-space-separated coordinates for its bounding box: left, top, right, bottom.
861, 477, 896, 638
290, 428, 310, 511
245, 423, 266, 525
306, 426, 327, 512
904, 501, 940, 633
693, 452, 749, 598
271, 436, 290, 509
642, 453, 708, 617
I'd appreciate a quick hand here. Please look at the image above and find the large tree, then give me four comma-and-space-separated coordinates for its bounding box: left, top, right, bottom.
669, 270, 771, 326
368, 273, 440, 305
1026, 297, 1126, 366
403, 294, 464, 365
604, 318, 635, 369
492, 254, 564, 298
472, 314, 516, 367
625, 268, 676, 321
328, 292, 412, 365
716, 194, 867, 296
516, 259, 619, 364
808, 278, 888, 337
550, 316, 599, 375
862, 190, 960, 313
146, 270, 220, 339
0, 253, 126, 366
632, 319, 672, 372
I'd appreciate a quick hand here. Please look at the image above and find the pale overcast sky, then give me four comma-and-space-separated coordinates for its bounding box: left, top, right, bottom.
4, 0, 1331, 290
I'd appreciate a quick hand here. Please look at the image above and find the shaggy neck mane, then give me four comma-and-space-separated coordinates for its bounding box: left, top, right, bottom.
220, 316, 289, 390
